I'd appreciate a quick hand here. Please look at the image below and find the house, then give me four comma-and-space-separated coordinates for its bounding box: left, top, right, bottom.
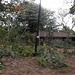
39, 30, 75, 39
35, 30, 75, 46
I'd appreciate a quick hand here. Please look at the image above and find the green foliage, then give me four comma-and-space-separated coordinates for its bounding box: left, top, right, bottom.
70, 5, 75, 14
0, 0, 2, 3
52, 44, 58, 50
0, 3, 5, 11
37, 49, 68, 69
53, 44, 64, 48
0, 26, 7, 42
68, 44, 73, 49
37, 56, 47, 66
53, 43, 72, 49
9, 26, 35, 45
0, 61, 4, 70
0, 50, 3, 57
19, 1, 56, 32
13, 44, 34, 57
62, 26, 75, 34
38, 44, 50, 51
0, 43, 35, 58
0, 26, 35, 58
50, 52, 68, 69
37, 44, 50, 56
20, 32, 35, 45
10, 27, 19, 43
0, 49, 16, 58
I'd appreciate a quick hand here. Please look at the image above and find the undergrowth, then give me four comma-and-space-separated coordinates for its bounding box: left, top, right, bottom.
0, 61, 4, 70
37, 45, 68, 69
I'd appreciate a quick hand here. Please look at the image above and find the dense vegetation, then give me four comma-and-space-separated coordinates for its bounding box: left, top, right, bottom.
0, 0, 57, 57
0, 0, 75, 69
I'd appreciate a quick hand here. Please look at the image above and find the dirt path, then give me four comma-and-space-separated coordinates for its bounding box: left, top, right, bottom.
0, 57, 75, 75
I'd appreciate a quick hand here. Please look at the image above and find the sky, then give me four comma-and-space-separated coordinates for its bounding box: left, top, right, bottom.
35, 0, 73, 11
35, 0, 63, 11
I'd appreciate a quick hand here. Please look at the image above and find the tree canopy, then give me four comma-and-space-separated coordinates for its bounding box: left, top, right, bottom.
70, 0, 75, 14
15, 1, 56, 32
0, 0, 57, 33
62, 26, 75, 34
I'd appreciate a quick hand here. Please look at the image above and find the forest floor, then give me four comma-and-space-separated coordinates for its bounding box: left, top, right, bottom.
0, 56, 75, 75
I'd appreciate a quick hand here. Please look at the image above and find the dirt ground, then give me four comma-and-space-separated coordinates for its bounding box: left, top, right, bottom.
0, 56, 75, 75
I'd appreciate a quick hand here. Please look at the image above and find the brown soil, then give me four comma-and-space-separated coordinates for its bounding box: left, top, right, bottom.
0, 56, 75, 75
57, 48, 73, 53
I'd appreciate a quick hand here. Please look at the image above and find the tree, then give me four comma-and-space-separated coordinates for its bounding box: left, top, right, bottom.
0, 0, 5, 11
0, 0, 57, 47
70, 0, 75, 14
16, 1, 56, 33
0, 26, 7, 43
0, 0, 56, 33
55, 8, 71, 53
62, 26, 75, 34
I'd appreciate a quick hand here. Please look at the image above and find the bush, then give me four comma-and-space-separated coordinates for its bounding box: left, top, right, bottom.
37, 56, 47, 66
37, 44, 50, 56
20, 32, 35, 46
13, 44, 34, 57
50, 52, 68, 69
0, 43, 35, 58
21, 46, 34, 56
38, 44, 50, 51
37, 49, 68, 69
0, 49, 16, 58
53, 44, 63, 48
0, 61, 4, 70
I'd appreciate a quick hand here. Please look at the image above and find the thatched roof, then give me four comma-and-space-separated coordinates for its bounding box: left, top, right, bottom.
35, 30, 75, 38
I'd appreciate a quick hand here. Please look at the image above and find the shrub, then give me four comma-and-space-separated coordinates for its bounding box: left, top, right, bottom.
37, 44, 50, 56
21, 46, 34, 56
13, 44, 34, 57
53, 44, 63, 48
0, 43, 35, 58
37, 49, 68, 69
0, 49, 16, 58
20, 32, 35, 46
0, 61, 4, 70
50, 52, 68, 69
37, 56, 47, 66
38, 44, 50, 51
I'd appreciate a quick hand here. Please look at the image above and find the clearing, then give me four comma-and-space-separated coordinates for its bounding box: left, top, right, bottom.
0, 56, 75, 75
